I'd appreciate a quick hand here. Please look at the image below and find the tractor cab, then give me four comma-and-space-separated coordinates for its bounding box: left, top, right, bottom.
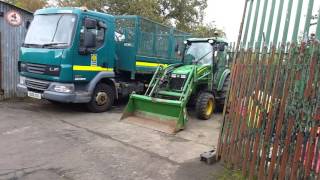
183, 38, 228, 66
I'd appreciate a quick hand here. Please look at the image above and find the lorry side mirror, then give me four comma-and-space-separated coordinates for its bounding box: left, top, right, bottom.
219, 44, 225, 51
84, 18, 97, 29
84, 30, 96, 48
79, 30, 97, 55
25, 20, 31, 29
98, 21, 107, 29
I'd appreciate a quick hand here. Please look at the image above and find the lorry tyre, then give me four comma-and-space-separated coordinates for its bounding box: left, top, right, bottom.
196, 92, 215, 120
86, 83, 115, 113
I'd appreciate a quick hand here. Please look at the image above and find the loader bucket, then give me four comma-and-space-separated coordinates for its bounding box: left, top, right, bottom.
121, 94, 188, 134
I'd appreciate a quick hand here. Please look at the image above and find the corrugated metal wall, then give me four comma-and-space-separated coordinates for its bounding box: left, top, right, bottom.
0, 2, 33, 100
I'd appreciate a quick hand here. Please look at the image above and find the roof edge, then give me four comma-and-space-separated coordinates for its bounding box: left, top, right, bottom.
0, 1, 33, 14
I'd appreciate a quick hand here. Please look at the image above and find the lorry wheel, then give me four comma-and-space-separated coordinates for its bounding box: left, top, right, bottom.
196, 92, 216, 120
86, 83, 115, 113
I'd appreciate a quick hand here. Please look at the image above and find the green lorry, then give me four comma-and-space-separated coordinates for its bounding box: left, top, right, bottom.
17, 7, 190, 112
121, 38, 231, 133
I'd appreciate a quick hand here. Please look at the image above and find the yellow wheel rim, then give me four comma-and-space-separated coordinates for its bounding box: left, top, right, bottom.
205, 99, 215, 116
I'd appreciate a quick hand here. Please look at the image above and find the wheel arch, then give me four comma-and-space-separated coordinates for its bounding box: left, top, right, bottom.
217, 69, 231, 91
86, 72, 118, 99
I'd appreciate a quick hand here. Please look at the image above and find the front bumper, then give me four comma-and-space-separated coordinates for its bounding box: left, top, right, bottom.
17, 78, 91, 103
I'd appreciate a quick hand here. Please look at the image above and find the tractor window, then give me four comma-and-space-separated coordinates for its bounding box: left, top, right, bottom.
184, 42, 213, 65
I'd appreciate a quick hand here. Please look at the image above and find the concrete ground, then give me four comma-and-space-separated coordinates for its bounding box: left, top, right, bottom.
0, 99, 223, 180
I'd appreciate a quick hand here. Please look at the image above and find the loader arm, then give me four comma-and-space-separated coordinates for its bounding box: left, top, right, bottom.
121, 65, 196, 134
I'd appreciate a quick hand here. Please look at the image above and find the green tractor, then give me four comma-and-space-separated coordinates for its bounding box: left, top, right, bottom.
121, 37, 231, 134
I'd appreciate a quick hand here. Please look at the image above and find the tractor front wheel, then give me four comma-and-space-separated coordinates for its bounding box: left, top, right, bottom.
86, 83, 115, 113
196, 92, 216, 120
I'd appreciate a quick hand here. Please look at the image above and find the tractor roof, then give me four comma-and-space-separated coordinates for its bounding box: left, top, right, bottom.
187, 37, 228, 44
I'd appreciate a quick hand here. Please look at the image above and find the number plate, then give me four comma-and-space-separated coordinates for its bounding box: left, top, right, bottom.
27, 91, 42, 99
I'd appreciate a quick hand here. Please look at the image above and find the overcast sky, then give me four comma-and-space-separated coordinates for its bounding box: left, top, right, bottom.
204, 0, 245, 42
205, 0, 320, 42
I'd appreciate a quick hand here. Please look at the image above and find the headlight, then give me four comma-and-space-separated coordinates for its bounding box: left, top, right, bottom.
19, 76, 26, 85
53, 85, 74, 93
180, 74, 187, 79
18, 62, 27, 72
171, 74, 177, 78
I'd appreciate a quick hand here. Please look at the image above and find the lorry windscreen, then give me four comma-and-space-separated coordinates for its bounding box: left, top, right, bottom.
24, 14, 76, 48
184, 42, 213, 65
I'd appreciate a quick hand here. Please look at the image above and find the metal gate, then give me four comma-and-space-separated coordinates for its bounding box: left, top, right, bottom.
217, 0, 320, 179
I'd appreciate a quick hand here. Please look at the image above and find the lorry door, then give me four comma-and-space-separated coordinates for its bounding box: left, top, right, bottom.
72, 16, 112, 82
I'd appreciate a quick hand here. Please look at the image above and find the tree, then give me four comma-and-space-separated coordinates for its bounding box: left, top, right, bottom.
56, 0, 208, 33
106, 0, 164, 23
192, 22, 226, 38
57, 0, 107, 12
4, 0, 47, 12
158, 0, 208, 32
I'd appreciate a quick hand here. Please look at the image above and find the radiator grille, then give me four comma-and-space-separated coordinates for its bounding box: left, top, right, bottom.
169, 77, 186, 91
26, 63, 47, 75
25, 79, 50, 91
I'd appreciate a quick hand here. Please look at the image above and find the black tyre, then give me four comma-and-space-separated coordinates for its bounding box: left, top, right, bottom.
196, 92, 216, 120
220, 75, 231, 101
86, 83, 115, 113
218, 75, 231, 111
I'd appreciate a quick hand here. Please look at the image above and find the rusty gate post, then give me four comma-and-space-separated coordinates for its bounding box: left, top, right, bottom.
0, 32, 3, 96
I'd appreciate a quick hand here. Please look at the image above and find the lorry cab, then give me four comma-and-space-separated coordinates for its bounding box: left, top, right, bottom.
18, 7, 190, 112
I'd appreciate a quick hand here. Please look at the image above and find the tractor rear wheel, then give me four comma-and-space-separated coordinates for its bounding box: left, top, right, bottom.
196, 92, 216, 120
218, 75, 231, 110
86, 83, 115, 113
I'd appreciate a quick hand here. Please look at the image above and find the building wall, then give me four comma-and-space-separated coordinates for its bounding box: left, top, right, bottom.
0, 2, 33, 100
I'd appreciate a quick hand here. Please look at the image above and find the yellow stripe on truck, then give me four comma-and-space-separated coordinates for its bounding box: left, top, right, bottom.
136, 61, 168, 68
73, 65, 113, 72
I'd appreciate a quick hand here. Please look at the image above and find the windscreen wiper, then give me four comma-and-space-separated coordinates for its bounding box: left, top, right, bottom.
42, 42, 68, 48
22, 43, 43, 48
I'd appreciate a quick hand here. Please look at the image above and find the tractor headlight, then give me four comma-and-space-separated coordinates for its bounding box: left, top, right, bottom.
53, 85, 74, 93
19, 76, 26, 85
171, 74, 177, 78
180, 74, 187, 79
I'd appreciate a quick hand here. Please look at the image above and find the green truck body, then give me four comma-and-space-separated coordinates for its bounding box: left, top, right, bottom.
17, 7, 190, 112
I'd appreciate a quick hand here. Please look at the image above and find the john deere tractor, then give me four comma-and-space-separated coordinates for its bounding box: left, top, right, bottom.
121, 37, 231, 134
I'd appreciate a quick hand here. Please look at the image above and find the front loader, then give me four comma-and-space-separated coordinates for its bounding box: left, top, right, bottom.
121, 38, 231, 134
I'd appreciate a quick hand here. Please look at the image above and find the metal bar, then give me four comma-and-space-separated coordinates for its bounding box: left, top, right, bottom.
0, 32, 2, 95
243, 0, 254, 48
242, 50, 258, 177
278, 117, 295, 179
257, 46, 280, 178
273, 0, 285, 45
291, 0, 304, 42
265, 0, 277, 45
235, 0, 249, 53
256, 0, 269, 49
303, 0, 314, 37
248, 0, 262, 48
316, 8, 320, 39
281, 0, 294, 44
303, 41, 319, 179
249, 46, 271, 180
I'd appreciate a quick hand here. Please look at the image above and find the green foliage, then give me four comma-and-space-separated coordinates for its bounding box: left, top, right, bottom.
192, 22, 226, 38
56, 0, 223, 36
158, 0, 208, 31
211, 168, 246, 180
5, 0, 226, 38
4, 0, 47, 12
